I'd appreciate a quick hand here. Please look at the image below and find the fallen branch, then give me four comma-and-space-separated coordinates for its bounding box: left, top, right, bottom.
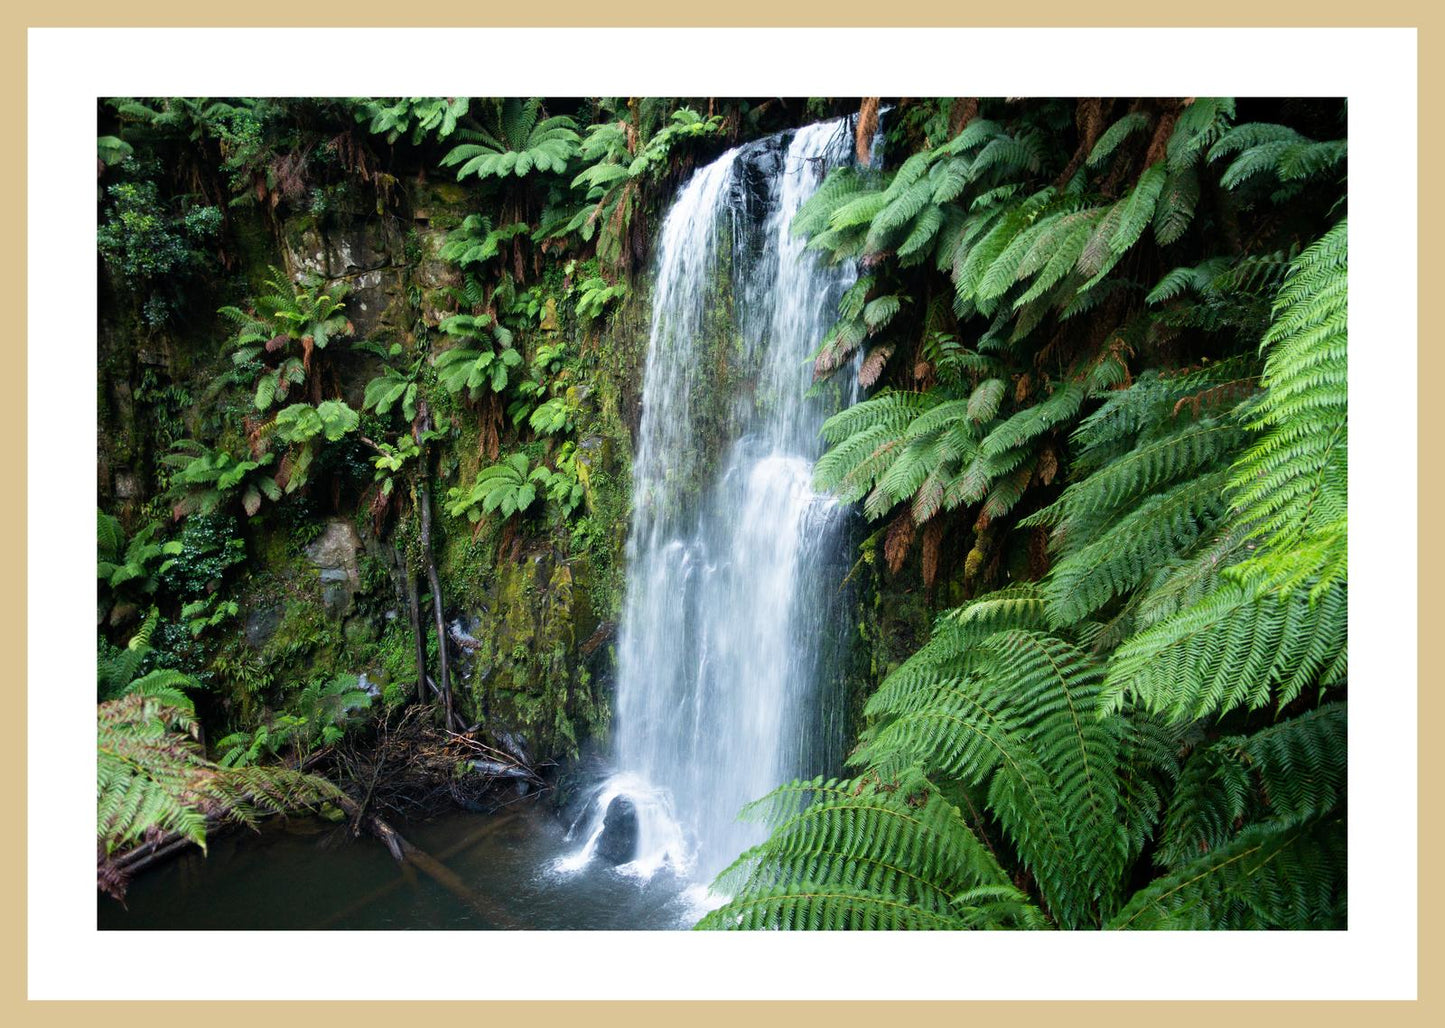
443, 729, 546, 785
330, 792, 524, 928
315, 811, 523, 929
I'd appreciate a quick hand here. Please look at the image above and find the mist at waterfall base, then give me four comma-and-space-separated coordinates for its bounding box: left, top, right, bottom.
552, 118, 860, 918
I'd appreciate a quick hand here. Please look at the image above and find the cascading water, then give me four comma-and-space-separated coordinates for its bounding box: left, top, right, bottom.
560, 119, 860, 896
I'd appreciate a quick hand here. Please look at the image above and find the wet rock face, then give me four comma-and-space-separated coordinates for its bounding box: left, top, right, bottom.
594, 795, 639, 865
452, 547, 605, 764
735, 136, 785, 217
244, 603, 284, 649
305, 519, 363, 618
281, 218, 417, 374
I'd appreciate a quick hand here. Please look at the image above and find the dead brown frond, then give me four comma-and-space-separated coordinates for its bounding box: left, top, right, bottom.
268, 149, 311, 208
1028, 526, 1051, 580
1055, 98, 1106, 189
884, 512, 916, 574
921, 519, 945, 590
859, 344, 894, 389
274, 451, 294, 492
1144, 100, 1184, 167
856, 98, 881, 165
948, 98, 979, 140
1036, 445, 1059, 487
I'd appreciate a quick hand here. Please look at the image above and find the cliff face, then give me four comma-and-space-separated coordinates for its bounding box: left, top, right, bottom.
96, 130, 919, 772
98, 174, 643, 763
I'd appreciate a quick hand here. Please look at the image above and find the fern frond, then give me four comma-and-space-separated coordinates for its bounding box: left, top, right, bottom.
792, 168, 868, 239
1045, 469, 1233, 626
1013, 209, 1104, 309
969, 132, 1043, 181
1153, 165, 1200, 246
896, 206, 946, 262
1108, 816, 1344, 929
1039, 420, 1244, 533
702, 772, 1039, 930
952, 189, 1055, 311
1158, 703, 1346, 868
1110, 162, 1167, 255
1133, 522, 1252, 627
698, 882, 975, 930
97, 511, 126, 560
1102, 579, 1347, 722
866, 176, 936, 249
1230, 219, 1347, 549
978, 381, 1085, 461
1165, 98, 1236, 173
858, 629, 1124, 927
1087, 112, 1150, 168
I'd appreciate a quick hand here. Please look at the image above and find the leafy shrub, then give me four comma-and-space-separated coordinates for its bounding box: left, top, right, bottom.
97, 179, 220, 281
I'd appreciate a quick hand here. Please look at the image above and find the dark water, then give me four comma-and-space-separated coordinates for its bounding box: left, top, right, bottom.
98, 801, 706, 930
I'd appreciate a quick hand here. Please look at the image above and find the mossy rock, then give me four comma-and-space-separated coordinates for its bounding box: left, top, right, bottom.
450, 543, 604, 762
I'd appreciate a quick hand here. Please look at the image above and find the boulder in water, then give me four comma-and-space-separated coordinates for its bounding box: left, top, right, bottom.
595, 795, 639, 865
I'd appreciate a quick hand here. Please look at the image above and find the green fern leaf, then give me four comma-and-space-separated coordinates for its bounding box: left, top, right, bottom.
1110, 162, 1167, 255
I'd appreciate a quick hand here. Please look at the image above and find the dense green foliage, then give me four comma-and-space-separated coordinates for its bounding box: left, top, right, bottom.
702, 97, 1346, 931
97, 96, 1346, 931
96, 95, 801, 893
96, 615, 340, 899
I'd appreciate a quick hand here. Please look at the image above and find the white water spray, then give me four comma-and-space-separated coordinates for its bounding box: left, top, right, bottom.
561, 119, 858, 887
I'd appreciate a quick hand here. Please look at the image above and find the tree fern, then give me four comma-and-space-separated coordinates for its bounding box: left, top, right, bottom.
98, 691, 341, 898
1157, 703, 1345, 869
855, 630, 1125, 927
1101, 578, 1346, 722
353, 96, 469, 146
440, 216, 530, 269
1231, 219, 1347, 550
97, 514, 181, 614
701, 97, 1347, 932
700, 772, 1043, 930
443, 452, 571, 522
434, 313, 525, 399
161, 442, 279, 519
1108, 816, 1344, 930
441, 98, 579, 181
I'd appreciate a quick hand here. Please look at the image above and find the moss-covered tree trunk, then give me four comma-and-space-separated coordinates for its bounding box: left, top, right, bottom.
413, 399, 455, 730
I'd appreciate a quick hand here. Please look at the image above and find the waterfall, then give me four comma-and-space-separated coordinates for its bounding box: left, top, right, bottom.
560, 119, 859, 890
